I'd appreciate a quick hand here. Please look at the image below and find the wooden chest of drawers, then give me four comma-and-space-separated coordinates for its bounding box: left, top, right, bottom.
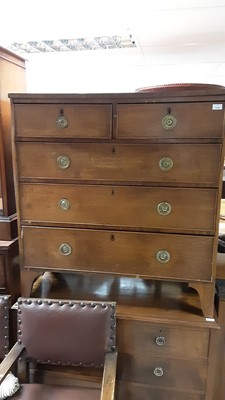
9, 89, 225, 318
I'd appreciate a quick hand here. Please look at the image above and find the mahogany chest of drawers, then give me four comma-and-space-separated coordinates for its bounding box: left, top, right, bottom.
9, 89, 225, 318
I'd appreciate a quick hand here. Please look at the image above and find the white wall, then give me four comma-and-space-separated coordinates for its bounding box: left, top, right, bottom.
1, 0, 225, 93
25, 50, 225, 93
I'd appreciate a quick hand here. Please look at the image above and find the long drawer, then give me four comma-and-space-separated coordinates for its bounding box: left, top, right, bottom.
117, 319, 209, 359
16, 143, 221, 186
14, 104, 112, 138
117, 353, 207, 391
22, 227, 214, 281
19, 184, 217, 234
116, 102, 225, 139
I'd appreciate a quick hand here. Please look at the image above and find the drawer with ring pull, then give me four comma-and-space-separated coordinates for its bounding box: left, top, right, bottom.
14, 104, 112, 138
117, 353, 207, 391
16, 142, 221, 187
116, 102, 224, 139
19, 183, 217, 234
22, 226, 214, 281
117, 319, 209, 358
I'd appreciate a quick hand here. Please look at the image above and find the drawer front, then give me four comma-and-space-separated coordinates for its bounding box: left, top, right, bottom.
117, 102, 225, 139
117, 353, 207, 391
14, 104, 112, 138
20, 184, 217, 234
116, 382, 205, 400
17, 143, 221, 186
22, 227, 213, 281
117, 320, 209, 359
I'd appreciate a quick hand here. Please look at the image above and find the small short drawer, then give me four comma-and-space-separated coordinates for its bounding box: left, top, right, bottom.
16, 142, 221, 187
117, 353, 207, 391
20, 183, 217, 235
117, 320, 209, 359
22, 227, 214, 282
116, 102, 224, 139
14, 104, 112, 139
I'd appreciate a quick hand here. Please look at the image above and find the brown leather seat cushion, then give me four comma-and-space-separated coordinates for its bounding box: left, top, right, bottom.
11, 383, 101, 400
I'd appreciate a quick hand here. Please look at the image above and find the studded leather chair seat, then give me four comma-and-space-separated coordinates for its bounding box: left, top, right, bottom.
0, 297, 117, 400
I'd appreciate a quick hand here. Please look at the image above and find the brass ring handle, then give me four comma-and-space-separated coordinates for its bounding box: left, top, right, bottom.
157, 202, 171, 216
156, 250, 170, 263
59, 198, 70, 210
159, 157, 173, 171
59, 243, 72, 256
154, 367, 164, 377
57, 155, 71, 169
56, 114, 68, 128
162, 114, 177, 130
155, 336, 166, 346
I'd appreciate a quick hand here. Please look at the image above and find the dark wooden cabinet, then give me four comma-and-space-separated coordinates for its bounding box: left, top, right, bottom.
0, 47, 26, 301
0, 239, 20, 301
0, 46, 26, 239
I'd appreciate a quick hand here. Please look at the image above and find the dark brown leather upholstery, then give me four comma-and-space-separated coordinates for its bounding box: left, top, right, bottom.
6, 297, 117, 399
17, 298, 116, 366
0, 295, 10, 359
